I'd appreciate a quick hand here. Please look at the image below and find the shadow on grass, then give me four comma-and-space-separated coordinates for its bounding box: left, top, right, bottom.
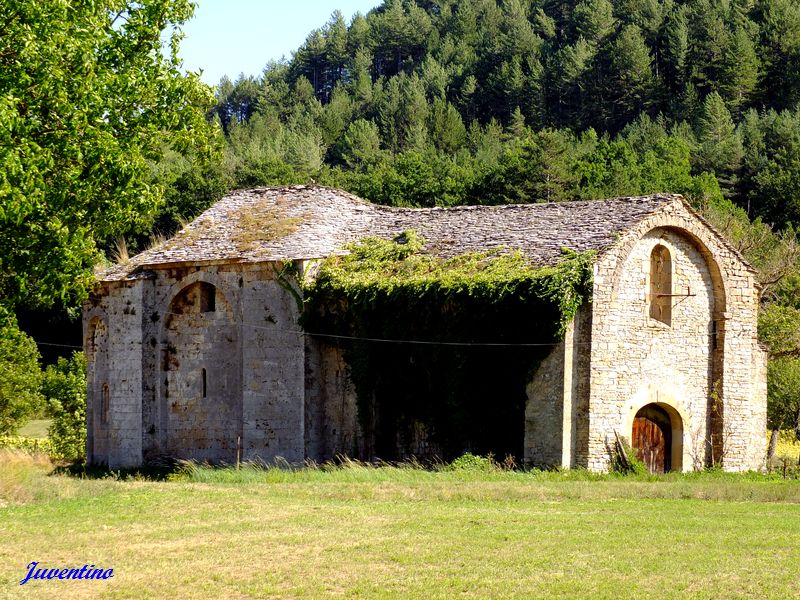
52, 461, 179, 481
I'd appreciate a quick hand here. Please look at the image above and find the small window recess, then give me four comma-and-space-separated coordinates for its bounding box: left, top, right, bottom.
202, 368, 207, 398
649, 245, 673, 325
199, 284, 216, 313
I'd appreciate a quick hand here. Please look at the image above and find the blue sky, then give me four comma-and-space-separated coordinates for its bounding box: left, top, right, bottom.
179, 1, 384, 85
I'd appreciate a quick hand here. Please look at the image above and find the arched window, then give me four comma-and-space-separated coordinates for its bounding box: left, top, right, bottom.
170, 281, 217, 315
650, 244, 672, 325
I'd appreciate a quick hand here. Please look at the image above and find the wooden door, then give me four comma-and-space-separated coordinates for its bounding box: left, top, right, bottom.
632, 416, 669, 473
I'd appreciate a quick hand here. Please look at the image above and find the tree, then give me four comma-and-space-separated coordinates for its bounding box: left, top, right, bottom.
548, 37, 596, 127
694, 193, 800, 298
324, 11, 349, 92
757, 253, 800, 462
0, 0, 215, 309
662, 4, 690, 96
573, 135, 643, 198
766, 358, 800, 459
754, 0, 800, 110
470, 129, 577, 204
695, 92, 742, 196
369, 0, 433, 77
740, 108, 800, 228
43, 352, 87, 461
213, 74, 260, 134
686, 0, 731, 99
0, 308, 43, 434
720, 27, 760, 117
759, 304, 800, 358
341, 119, 383, 170
147, 143, 230, 244
572, 0, 616, 44
319, 86, 354, 150
604, 25, 654, 130
429, 98, 467, 155
349, 48, 375, 107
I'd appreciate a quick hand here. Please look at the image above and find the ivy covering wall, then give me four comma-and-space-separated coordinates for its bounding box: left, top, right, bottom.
302, 232, 595, 461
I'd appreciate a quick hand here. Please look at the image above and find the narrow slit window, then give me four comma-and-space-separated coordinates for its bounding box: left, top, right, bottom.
712, 319, 718, 350
202, 368, 207, 398
650, 244, 672, 325
101, 383, 110, 424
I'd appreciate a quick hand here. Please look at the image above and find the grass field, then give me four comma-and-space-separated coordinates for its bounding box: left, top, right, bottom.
2, 453, 800, 599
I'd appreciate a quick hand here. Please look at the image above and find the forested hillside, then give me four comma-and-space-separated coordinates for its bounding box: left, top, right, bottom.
194, 0, 800, 226
155, 0, 800, 293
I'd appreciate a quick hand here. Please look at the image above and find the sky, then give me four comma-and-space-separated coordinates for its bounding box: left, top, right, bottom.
179, 1, 384, 85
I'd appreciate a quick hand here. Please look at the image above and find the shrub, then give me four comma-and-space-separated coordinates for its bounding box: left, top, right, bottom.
609, 435, 648, 476
43, 352, 87, 462
448, 453, 500, 472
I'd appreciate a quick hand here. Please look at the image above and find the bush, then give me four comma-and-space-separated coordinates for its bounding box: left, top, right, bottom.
0, 435, 55, 455
0, 307, 44, 434
448, 453, 500, 472
43, 352, 87, 462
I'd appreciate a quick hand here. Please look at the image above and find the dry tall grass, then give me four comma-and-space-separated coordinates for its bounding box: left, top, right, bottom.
0, 449, 53, 507
110, 236, 129, 265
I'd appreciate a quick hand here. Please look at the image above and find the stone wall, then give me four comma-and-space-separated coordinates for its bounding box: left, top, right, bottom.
524, 305, 592, 469
84, 281, 144, 468
588, 201, 766, 472
525, 339, 568, 467
238, 263, 305, 464
160, 278, 241, 462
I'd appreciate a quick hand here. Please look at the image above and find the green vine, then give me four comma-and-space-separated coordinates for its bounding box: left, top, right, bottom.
272, 261, 304, 313
301, 231, 595, 461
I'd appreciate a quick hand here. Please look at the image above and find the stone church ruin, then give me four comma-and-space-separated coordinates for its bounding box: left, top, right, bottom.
84, 185, 767, 472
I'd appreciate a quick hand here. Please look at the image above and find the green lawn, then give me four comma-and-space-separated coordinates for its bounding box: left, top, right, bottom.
2, 454, 800, 599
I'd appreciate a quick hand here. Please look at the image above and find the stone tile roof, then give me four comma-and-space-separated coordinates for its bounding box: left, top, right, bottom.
99, 185, 680, 281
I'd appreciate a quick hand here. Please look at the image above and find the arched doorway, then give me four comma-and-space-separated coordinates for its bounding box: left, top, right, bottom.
632, 403, 682, 473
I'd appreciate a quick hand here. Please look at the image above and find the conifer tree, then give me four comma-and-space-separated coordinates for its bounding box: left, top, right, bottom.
605, 25, 654, 130
695, 91, 743, 197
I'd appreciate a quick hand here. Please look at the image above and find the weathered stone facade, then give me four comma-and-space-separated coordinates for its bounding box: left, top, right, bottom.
524, 200, 766, 471
86, 263, 308, 467
85, 186, 766, 471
